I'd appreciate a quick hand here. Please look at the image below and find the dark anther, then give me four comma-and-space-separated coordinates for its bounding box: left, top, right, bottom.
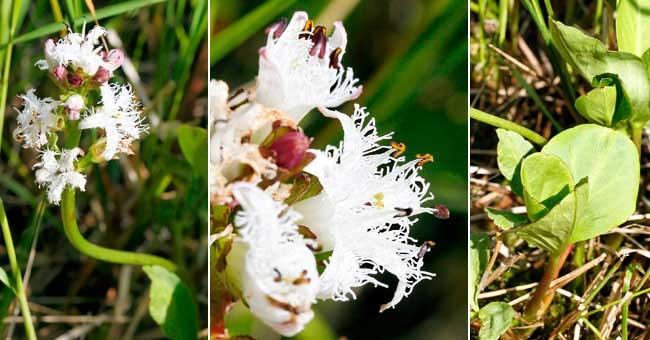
299, 20, 315, 39
329, 47, 342, 69
293, 270, 310, 285
265, 17, 288, 39
309, 26, 328, 58
417, 241, 435, 258
273, 268, 282, 282
306, 243, 323, 252
433, 204, 450, 219
394, 207, 413, 217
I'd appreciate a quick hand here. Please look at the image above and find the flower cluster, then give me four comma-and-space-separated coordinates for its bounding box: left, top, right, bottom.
13, 23, 146, 204
211, 12, 448, 337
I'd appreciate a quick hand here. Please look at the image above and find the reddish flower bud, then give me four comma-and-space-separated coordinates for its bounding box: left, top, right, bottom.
433, 204, 450, 219
67, 73, 84, 87
269, 131, 311, 169
94, 67, 110, 84
52, 65, 68, 82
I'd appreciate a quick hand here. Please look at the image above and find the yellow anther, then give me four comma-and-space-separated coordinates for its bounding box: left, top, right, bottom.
390, 141, 406, 157
303, 20, 314, 32
416, 153, 434, 167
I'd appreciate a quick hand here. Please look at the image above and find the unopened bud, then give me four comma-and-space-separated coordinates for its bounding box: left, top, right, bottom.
433, 204, 450, 219
94, 67, 110, 84
67, 73, 84, 87
52, 65, 68, 82
106, 49, 125, 69
64, 95, 84, 120
269, 131, 311, 169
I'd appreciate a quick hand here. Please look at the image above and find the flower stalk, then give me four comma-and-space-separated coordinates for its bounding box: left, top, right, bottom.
0, 199, 36, 340
470, 108, 548, 146
60, 189, 177, 272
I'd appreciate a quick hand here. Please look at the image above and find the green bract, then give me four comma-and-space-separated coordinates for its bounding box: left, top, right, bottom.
492, 125, 639, 255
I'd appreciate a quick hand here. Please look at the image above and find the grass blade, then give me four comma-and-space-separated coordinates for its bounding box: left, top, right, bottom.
210, 0, 298, 65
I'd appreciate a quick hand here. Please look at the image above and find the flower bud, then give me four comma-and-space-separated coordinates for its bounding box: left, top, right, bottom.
67, 73, 84, 87
268, 131, 311, 169
106, 49, 125, 69
93, 67, 110, 84
64, 95, 84, 120
52, 65, 68, 82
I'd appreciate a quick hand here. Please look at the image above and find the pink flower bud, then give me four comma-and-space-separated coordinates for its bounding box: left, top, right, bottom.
106, 49, 124, 69
52, 65, 68, 82
64, 95, 84, 120
67, 73, 83, 87
98, 50, 108, 59
269, 131, 311, 169
94, 67, 110, 84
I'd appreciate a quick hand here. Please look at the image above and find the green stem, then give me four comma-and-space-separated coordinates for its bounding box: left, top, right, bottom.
60, 189, 177, 272
470, 108, 548, 145
0, 200, 36, 340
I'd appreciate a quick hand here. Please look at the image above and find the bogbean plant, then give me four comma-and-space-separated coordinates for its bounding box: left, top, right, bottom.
471, 2, 650, 339
6, 23, 199, 339
211, 11, 449, 337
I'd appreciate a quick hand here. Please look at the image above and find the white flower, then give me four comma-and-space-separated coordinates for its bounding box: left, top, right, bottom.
210, 80, 295, 205
64, 94, 85, 120
292, 105, 436, 311
33, 148, 86, 204
227, 182, 319, 336
13, 89, 61, 149
35, 22, 120, 77
79, 83, 147, 160
255, 11, 362, 123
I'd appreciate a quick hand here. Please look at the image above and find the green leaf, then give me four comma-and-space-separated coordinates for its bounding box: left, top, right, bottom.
177, 125, 208, 178
470, 233, 490, 312
542, 124, 639, 243
520, 152, 574, 221
517, 178, 589, 254
617, 0, 650, 57
550, 19, 650, 122
485, 208, 528, 231
0, 268, 13, 293
593, 73, 635, 125
478, 302, 516, 340
575, 85, 617, 126
144, 266, 198, 340
496, 129, 534, 196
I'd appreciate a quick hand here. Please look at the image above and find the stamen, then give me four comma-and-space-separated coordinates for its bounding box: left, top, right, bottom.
299, 20, 315, 39
309, 26, 328, 58
266, 295, 298, 314
416, 153, 434, 167
417, 240, 435, 258
390, 141, 406, 157
273, 268, 282, 282
394, 207, 413, 217
329, 47, 342, 69
264, 17, 288, 39
292, 270, 311, 285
